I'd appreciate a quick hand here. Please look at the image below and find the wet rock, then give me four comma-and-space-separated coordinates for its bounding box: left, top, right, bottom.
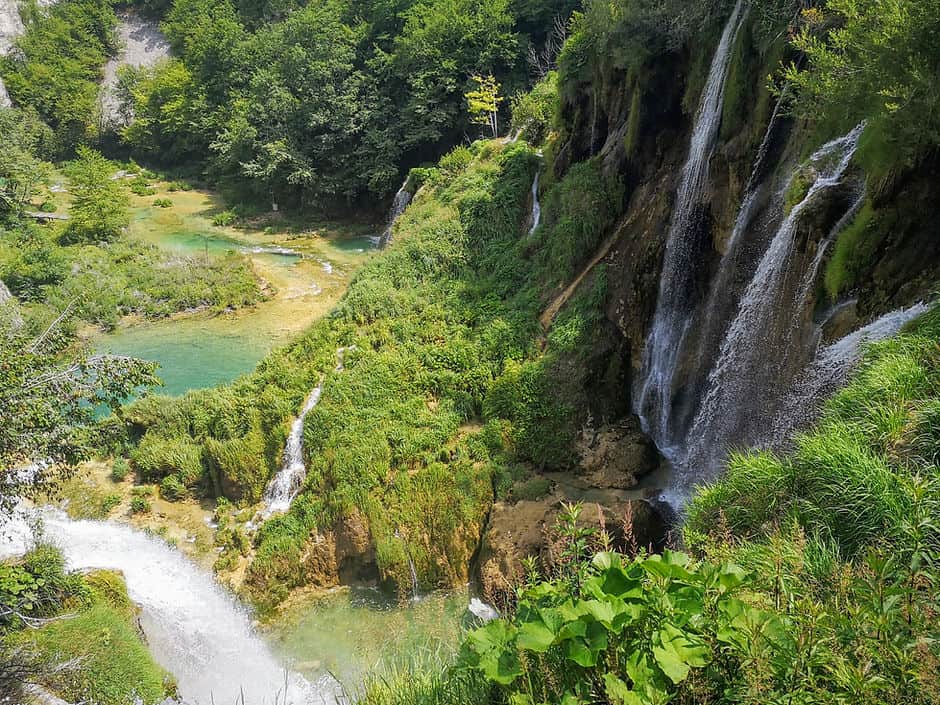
577, 417, 660, 488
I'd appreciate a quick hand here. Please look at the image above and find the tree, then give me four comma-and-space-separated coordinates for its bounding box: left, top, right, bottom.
62, 147, 129, 244
784, 0, 940, 162
0, 304, 158, 513
0, 109, 50, 215
466, 74, 504, 137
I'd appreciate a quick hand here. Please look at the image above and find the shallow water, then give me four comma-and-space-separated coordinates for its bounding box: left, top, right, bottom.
270, 587, 471, 692
94, 186, 374, 396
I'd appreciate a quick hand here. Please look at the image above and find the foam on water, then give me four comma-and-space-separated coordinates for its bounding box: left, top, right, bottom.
0, 507, 339, 705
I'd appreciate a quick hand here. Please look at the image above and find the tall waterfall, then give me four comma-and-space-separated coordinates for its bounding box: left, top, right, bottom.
634, 0, 747, 448
0, 507, 338, 705
261, 348, 352, 518
674, 124, 867, 498
377, 180, 413, 248
527, 170, 541, 236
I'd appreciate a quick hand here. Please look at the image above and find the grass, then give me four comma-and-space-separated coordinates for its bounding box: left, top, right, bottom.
686, 302, 940, 560
116, 137, 626, 610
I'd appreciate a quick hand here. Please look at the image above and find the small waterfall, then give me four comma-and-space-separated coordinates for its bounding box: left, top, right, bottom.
262, 383, 324, 518
376, 181, 413, 249
771, 302, 929, 445
634, 0, 747, 447
676, 124, 866, 499
261, 348, 352, 518
407, 555, 419, 600
0, 507, 338, 705
526, 170, 541, 236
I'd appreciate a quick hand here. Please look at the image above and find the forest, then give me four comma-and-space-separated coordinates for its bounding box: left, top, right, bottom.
1, 0, 940, 703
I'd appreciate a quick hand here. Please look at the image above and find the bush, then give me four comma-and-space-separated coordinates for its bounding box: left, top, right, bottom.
101, 494, 121, 513
130, 496, 151, 514
110, 457, 131, 482
129, 175, 156, 196
152, 198, 173, 208
212, 210, 237, 227
159, 475, 188, 502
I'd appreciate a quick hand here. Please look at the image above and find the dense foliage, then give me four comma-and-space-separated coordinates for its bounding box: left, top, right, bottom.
115, 0, 579, 206
0, 0, 118, 152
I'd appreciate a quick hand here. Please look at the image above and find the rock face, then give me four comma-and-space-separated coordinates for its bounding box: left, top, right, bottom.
99, 11, 171, 127
477, 496, 667, 608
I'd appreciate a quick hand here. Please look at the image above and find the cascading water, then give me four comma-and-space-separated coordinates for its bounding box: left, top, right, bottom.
674, 124, 867, 500
261, 347, 352, 518
769, 302, 929, 446
634, 0, 747, 448
376, 181, 413, 249
527, 170, 541, 236
0, 507, 338, 705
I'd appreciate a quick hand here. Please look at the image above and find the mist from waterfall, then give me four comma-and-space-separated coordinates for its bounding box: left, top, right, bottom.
0, 507, 339, 705
634, 0, 747, 448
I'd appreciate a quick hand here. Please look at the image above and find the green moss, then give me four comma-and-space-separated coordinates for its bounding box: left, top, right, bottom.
823, 200, 878, 299
784, 165, 815, 214
623, 81, 643, 160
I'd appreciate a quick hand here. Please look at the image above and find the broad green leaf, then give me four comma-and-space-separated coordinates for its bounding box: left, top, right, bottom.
517, 620, 556, 652
604, 673, 646, 705
652, 623, 711, 684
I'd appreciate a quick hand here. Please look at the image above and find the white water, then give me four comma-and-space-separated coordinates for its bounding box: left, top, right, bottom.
678, 124, 866, 497
0, 507, 338, 705
634, 0, 747, 446
262, 348, 352, 518
527, 171, 541, 236
99, 12, 171, 126
376, 181, 413, 248
771, 302, 930, 445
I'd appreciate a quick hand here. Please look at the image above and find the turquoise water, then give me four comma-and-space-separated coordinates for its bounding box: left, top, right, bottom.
270, 587, 471, 690
98, 315, 279, 397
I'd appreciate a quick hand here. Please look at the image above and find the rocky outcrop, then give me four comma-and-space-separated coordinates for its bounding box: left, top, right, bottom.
477, 496, 667, 608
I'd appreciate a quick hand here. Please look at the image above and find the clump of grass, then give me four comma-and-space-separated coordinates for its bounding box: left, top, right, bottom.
153, 197, 173, 208
358, 653, 491, 705
212, 209, 238, 227
823, 200, 878, 299
110, 457, 131, 482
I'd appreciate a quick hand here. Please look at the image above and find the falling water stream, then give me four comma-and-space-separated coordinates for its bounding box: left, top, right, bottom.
634, 0, 747, 446
0, 507, 339, 705
262, 348, 353, 517
527, 170, 542, 236
375, 181, 414, 248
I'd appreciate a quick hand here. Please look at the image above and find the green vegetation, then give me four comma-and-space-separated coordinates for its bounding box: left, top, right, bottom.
784, 0, 940, 166
121, 133, 625, 608
0, 0, 118, 152
822, 199, 879, 299
1, 546, 174, 704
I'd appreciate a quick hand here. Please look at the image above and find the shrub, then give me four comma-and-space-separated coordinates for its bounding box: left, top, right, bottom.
152, 198, 173, 208
110, 457, 131, 482
129, 175, 156, 196
439, 146, 474, 175
130, 496, 151, 514
101, 494, 121, 513
159, 475, 188, 502
212, 210, 237, 227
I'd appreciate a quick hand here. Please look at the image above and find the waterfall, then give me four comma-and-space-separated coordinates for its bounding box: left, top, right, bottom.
261, 348, 352, 518
0, 507, 338, 705
526, 170, 541, 236
376, 181, 413, 249
261, 383, 324, 518
634, 0, 747, 447
674, 124, 867, 501
407, 555, 419, 600
770, 302, 929, 445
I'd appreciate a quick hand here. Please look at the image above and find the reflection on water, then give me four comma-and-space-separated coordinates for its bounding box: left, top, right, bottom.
270, 587, 471, 691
